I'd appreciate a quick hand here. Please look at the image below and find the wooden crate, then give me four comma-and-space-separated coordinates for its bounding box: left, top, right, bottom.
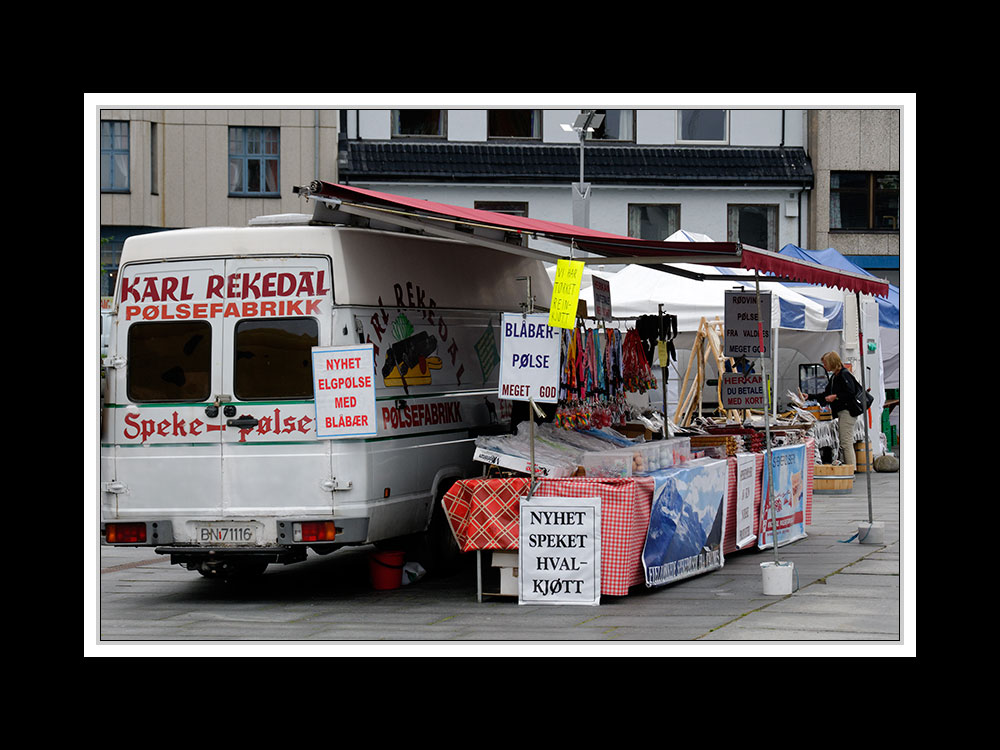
814, 463, 854, 493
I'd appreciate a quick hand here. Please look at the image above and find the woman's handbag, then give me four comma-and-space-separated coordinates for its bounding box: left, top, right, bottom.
852, 375, 874, 415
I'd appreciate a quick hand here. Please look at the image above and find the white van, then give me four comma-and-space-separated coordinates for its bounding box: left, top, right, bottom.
100, 211, 551, 580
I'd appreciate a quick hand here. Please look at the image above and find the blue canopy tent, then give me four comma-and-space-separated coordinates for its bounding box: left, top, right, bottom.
776, 245, 899, 330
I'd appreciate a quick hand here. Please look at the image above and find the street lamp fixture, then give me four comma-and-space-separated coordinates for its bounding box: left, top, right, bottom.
561, 110, 604, 228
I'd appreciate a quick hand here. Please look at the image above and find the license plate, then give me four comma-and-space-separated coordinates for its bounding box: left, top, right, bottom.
195, 522, 259, 545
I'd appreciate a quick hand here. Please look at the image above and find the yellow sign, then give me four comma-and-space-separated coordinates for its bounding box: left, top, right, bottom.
548, 259, 585, 329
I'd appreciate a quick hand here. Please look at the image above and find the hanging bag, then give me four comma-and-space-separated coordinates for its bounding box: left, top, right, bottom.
857, 380, 875, 413
845, 370, 873, 417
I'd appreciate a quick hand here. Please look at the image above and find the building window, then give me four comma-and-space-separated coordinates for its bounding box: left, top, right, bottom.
393, 110, 446, 137
830, 171, 900, 231
100, 235, 121, 299
678, 110, 728, 143
474, 201, 529, 217
228, 126, 280, 197
488, 109, 540, 139
628, 204, 680, 241
589, 110, 634, 141
127, 321, 212, 403
101, 120, 130, 192
234, 318, 318, 400
728, 204, 777, 250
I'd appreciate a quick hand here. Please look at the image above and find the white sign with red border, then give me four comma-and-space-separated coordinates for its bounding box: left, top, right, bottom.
311, 344, 378, 438
592, 275, 612, 321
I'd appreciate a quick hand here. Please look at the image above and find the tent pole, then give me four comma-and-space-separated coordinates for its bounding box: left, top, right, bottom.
856, 292, 874, 523
659, 303, 670, 438
519, 275, 538, 501
756, 272, 778, 564
773, 323, 779, 420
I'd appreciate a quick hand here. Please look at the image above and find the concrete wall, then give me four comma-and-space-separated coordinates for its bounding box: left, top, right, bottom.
808, 109, 901, 262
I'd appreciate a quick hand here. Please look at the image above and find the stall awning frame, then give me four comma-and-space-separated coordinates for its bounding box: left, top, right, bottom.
293, 181, 890, 299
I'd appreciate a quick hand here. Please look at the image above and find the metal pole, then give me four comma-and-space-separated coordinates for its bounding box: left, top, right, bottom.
756, 272, 778, 564
856, 292, 873, 523
526, 276, 537, 500
659, 303, 669, 438
772, 324, 779, 420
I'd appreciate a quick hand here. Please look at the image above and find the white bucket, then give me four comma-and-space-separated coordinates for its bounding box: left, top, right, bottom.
760, 561, 795, 595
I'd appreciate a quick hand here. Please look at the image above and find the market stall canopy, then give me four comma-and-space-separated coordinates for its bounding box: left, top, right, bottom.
559, 263, 841, 332
776, 244, 899, 330
294, 181, 890, 299
659, 231, 843, 330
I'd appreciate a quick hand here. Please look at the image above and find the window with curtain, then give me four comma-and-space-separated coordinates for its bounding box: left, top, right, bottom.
474, 201, 529, 217
228, 126, 280, 197
830, 171, 900, 230
589, 110, 634, 141
727, 204, 777, 250
628, 204, 680, 240
392, 110, 446, 137
678, 110, 728, 143
101, 120, 130, 192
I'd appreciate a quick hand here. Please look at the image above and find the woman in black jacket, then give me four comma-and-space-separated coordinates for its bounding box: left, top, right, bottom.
803, 352, 864, 467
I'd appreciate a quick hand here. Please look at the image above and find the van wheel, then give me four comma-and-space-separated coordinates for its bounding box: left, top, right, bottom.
425, 501, 462, 576
406, 487, 463, 577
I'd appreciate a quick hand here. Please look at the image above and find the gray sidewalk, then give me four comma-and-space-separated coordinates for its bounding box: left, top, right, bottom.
697, 466, 903, 643
95, 455, 908, 651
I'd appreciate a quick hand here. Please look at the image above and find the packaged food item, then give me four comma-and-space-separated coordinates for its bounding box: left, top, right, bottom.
582, 449, 633, 478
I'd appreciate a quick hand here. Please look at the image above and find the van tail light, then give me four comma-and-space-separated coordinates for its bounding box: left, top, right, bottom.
294, 521, 337, 543
105, 522, 147, 544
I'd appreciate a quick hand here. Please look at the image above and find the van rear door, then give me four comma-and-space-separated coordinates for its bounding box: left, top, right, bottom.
108, 256, 334, 538
217, 256, 332, 518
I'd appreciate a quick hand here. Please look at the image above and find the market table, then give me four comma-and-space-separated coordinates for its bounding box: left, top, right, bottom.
441, 475, 651, 596
441, 438, 814, 598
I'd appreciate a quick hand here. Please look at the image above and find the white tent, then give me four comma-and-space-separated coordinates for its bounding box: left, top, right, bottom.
589, 262, 836, 333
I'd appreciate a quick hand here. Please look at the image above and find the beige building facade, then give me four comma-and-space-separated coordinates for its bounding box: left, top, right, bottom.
99, 108, 339, 228
98, 109, 339, 299
807, 109, 901, 285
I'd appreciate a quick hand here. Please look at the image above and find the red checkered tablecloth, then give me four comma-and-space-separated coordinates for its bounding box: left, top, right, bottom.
722, 453, 764, 556
805, 437, 814, 525
441, 441, 815, 598
441, 477, 528, 553
537, 476, 652, 596
441, 476, 654, 596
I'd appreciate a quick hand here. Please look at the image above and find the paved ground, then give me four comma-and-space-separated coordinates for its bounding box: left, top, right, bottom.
89, 454, 910, 655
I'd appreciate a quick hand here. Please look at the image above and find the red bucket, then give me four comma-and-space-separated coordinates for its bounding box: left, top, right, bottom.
369, 550, 405, 590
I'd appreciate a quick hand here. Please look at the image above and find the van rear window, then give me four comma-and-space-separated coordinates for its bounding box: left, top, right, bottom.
127, 321, 212, 402
234, 318, 318, 400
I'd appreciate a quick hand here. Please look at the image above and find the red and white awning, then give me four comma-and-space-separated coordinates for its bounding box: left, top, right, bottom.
294, 181, 890, 299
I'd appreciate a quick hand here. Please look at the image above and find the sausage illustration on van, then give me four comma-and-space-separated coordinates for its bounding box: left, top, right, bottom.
381, 316, 443, 389
100, 202, 551, 582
